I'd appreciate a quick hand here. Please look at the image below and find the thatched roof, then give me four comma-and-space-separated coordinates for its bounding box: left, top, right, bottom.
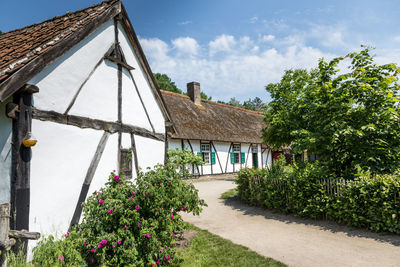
161, 90, 266, 144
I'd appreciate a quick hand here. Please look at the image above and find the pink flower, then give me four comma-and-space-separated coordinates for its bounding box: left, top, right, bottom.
170, 215, 174, 219
90, 259, 94, 263
145, 234, 151, 239
112, 245, 116, 248
98, 239, 107, 248
83, 241, 87, 246
156, 259, 161, 265
65, 232, 69, 238
151, 225, 155, 228
113, 170, 116, 172
124, 225, 129, 229
98, 199, 104, 205
172, 233, 175, 237
130, 198, 134, 201
91, 248, 95, 253
169, 181, 172, 185
138, 222, 142, 226
146, 192, 149, 196
113, 175, 119, 181
117, 240, 122, 245
131, 192, 135, 195
132, 243, 135, 247
135, 205, 140, 210
57, 255, 64, 262
108, 208, 114, 214
184, 206, 188, 211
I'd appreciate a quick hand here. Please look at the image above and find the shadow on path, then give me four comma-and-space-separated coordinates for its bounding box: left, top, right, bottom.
224, 196, 400, 247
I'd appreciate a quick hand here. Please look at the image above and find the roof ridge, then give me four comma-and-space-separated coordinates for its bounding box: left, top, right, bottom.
0, 1, 117, 37
160, 89, 263, 115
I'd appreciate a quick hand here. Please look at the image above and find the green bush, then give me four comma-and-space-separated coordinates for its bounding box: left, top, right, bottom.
236, 160, 400, 234
32, 150, 206, 266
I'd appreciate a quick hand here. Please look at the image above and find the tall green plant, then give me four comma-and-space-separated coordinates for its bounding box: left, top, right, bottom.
263, 47, 400, 178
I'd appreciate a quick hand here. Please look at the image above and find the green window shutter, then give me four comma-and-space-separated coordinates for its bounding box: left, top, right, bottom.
211, 152, 216, 165
197, 152, 202, 165
230, 152, 235, 164
241, 152, 245, 164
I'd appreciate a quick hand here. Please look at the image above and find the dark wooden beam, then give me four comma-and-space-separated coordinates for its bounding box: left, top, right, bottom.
104, 56, 134, 70
10, 89, 37, 255
186, 139, 199, 175
0, 2, 121, 102
32, 108, 165, 142
70, 131, 109, 228
130, 133, 140, 176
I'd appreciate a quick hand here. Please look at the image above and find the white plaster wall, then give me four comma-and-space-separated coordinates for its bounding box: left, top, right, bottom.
29, 120, 103, 253
121, 68, 153, 130
213, 141, 233, 173
88, 133, 119, 196
134, 135, 165, 171
168, 139, 182, 151
0, 98, 12, 204
117, 23, 165, 134
68, 61, 118, 121
30, 20, 115, 113
262, 148, 272, 168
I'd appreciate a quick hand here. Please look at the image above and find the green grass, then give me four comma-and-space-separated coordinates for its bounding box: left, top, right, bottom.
177, 224, 286, 267
219, 187, 238, 200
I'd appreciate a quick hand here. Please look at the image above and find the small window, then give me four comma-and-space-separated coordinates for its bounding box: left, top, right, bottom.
251, 145, 258, 153
232, 144, 241, 164
201, 143, 211, 164
120, 149, 132, 179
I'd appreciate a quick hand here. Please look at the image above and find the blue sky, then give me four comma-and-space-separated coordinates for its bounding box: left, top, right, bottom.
2, 0, 400, 102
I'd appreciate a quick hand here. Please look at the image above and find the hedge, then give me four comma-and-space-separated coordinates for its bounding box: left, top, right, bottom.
235, 158, 400, 234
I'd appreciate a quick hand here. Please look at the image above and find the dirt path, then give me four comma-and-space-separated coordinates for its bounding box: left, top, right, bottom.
182, 179, 400, 267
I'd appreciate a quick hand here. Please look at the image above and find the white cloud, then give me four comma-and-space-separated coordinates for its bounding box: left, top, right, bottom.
172, 37, 199, 56
140, 35, 336, 102
178, 21, 192, 25
261, 34, 275, 42
209, 34, 236, 56
249, 16, 258, 24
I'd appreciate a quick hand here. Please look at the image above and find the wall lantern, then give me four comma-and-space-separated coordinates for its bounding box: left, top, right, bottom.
22, 132, 37, 147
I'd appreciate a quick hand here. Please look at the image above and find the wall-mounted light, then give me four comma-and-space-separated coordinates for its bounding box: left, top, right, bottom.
22, 132, 37, 147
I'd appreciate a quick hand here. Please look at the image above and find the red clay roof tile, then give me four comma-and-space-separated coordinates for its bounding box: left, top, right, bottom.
0, 0, 118, 84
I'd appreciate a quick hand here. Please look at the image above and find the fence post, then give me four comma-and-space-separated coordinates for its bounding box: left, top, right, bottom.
0, 203, 10, 267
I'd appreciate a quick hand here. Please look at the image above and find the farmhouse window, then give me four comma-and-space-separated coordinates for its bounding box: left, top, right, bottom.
231, 144, 245, 164
120, 149, 133, 179
200, 143, 211, 164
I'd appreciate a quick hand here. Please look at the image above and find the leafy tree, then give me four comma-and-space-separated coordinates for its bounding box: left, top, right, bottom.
243, 97, 265, 112
153, 73, 183, 94
263, 47, 400, 177
154, 73, 212, 100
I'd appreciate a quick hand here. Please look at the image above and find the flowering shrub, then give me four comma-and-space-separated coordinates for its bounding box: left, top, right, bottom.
32, 150, 206, 266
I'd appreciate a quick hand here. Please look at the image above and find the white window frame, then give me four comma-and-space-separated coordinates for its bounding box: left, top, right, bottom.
201, 143, 211, 164
232, 144, 241, 164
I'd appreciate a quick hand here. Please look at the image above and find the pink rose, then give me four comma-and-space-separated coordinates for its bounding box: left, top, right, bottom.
113, 175, 119, 181
98, 199, 104, 205
117, 240, 122, 245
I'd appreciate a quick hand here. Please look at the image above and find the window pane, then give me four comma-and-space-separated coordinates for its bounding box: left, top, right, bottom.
203, 152, 210, 163
233, 144, 241, 152
201, 143, 210, 152
234, 152, 240, 163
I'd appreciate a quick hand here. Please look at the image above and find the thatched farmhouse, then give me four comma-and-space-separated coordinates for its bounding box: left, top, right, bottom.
0, 0, 172, 253
162, 82, 273, 176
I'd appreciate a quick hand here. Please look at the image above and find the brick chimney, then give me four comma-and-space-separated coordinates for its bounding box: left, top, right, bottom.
187, 82, 201, 105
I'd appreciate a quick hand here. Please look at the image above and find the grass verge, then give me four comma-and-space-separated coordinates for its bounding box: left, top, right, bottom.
219, 187, 238, 200
177, 224, 286, 267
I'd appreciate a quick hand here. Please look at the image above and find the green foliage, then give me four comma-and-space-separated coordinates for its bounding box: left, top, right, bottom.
218, 97, 266, 112
219, 188, 238, 200
153, 73, 212, 100
263, 47, 400, 178
153, 73, 183, 94
32, 153, 206, 266
236, 162, 400, 233
167, 149, 203, 180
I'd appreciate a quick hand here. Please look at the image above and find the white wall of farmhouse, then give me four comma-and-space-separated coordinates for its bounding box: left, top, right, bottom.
0, 97, 12, 204
169, 139, 272, 175
117, 22, 165, 134
17, 16, 168, 255
29, 21, 115, 113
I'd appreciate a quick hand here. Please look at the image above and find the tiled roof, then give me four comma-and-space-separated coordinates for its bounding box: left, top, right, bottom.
161, 90, 266, 144
0, 0, 118, 83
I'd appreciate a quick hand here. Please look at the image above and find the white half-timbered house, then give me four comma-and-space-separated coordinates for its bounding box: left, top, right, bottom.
0, 0, 172, 253
162, 82, 274, 176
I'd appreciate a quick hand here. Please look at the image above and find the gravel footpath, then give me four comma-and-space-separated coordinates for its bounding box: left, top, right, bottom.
182, 179, 400, 267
